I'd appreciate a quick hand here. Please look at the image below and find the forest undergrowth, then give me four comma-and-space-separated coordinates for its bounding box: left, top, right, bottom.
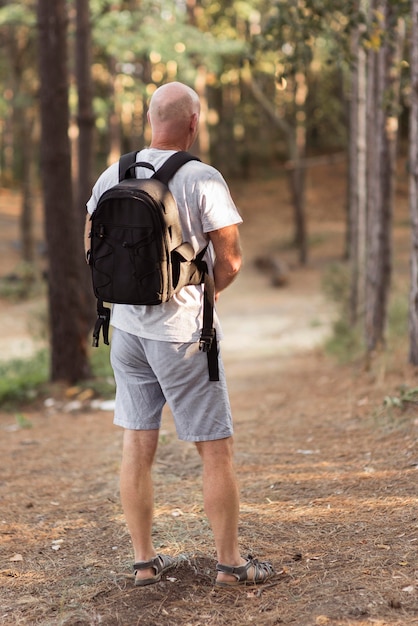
1, 163, 418, 625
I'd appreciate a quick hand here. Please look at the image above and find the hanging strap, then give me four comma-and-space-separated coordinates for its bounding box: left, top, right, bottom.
92, 299, 110, 347
196, 256, 219, 382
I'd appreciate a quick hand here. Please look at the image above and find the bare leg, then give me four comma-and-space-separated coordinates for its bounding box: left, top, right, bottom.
119, 428, 159, 581
195, 437, 248, 584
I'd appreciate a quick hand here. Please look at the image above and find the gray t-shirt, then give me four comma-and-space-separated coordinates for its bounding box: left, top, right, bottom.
87, 148, 242, 343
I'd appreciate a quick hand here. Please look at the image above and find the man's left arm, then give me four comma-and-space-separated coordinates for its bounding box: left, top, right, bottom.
84, 213, 91, 264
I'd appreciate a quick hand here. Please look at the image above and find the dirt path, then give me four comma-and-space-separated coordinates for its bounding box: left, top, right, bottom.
1, 167, 418, 625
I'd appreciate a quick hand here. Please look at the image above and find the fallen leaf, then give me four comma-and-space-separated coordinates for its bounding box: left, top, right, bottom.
77, 388, 95, 402
65, 386, 81, 398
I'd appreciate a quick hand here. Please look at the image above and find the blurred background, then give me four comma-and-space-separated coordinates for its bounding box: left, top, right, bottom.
0, 0, 417, 392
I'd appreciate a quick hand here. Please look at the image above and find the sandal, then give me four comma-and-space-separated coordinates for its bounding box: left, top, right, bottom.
215, 555, 275, 587
133, 554, 176, 587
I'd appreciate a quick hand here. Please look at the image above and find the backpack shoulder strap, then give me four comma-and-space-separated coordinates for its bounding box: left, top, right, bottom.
153, 151, 201, 185
119, 151, 138, 181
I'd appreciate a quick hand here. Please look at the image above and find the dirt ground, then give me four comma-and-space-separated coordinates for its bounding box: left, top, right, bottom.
1, 162, 418, 626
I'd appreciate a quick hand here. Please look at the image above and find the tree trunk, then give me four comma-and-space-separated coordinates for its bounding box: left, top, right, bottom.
287, 157, 307, 265
75, 0, 96, 335
364, 0, 400, 353
409, 0, 418, 363
290, 70, 308, 265
348, 16, 368, 327
241, 62, 308, 265
37, 0, 91, 383
364, 4, 380, 351
107, 57, 123, 165
194, 65, 210, 162
20, 112, 35, 264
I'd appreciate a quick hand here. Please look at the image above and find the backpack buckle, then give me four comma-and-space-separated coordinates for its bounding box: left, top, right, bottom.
199, 328, 215, 353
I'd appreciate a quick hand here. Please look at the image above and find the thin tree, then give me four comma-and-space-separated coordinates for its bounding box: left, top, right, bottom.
364, 0, 385, 352
240, 62, 308, 265
348, 0, 368, 327
75, 0, 96, 335
364, 1, 404, 353
37, 0, 91, 382
19, 111, 36, 264
0, 3, 37, 263
409, 0, 418, 363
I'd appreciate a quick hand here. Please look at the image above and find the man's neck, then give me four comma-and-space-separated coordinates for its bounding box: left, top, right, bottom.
150, 142, 185, 151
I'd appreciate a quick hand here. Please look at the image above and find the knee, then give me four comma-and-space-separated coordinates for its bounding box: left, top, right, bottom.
195, 437, 234, 464
122, 429, 159, 469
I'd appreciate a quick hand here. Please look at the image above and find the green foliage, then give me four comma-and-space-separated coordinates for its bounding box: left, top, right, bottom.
321, 261, 351, 310
321, 262, 364, 362
243, 0, 351, 153
322, 265, 410, 364
89, 342, 112, 378
14, 412, 33, 429
91, 0, 246, 76
383, 385, 418, 412
387, 292, 409, 341
0, 350, 49, 407
86, 343, 116, 398
4, 0, 410, 181
324, 317, 364, 363
377, 384, 418, 427
0, 2, 36, 27
260, 0, 354, 66
0, 263, 45, 301
0, 343, 116, 409
88, 0, 249, 153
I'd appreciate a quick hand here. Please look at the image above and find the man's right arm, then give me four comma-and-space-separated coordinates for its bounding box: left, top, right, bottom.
208, 224, 242, 298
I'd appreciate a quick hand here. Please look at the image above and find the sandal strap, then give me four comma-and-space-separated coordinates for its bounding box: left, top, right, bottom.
133, 554, 173, 575
216, 555, 275, 583
216, 562, 243, 579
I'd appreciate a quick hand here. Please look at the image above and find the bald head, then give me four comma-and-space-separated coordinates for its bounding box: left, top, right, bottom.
148, 82, 200, 150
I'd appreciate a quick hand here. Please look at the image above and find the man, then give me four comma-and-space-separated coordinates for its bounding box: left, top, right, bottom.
84, 81, 275, 587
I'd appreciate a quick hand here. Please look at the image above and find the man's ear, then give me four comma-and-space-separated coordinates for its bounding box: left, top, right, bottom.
190, 112, 199, 132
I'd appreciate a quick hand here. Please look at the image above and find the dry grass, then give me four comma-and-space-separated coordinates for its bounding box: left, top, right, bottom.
1, 352, 418, 626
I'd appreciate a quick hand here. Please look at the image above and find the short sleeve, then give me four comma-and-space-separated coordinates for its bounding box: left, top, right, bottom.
199, 171, 243, 233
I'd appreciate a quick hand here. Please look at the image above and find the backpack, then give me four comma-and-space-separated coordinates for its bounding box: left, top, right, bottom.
89, 150, 219, 381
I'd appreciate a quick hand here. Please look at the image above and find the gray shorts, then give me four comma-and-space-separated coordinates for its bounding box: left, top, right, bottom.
110, 327, 233, 442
